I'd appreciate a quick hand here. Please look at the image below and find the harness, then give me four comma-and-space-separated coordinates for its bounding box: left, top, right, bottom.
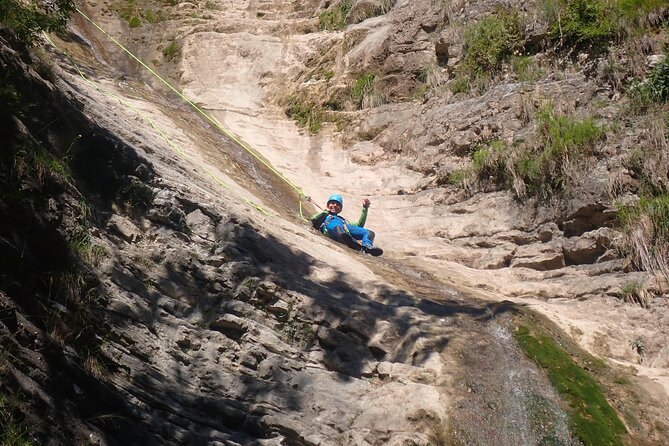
321, 213, 350, 234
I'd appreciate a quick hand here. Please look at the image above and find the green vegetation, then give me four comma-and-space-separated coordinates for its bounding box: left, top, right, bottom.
70, 227, 107, 266
347, 0, 396, 24
143, 9, 165, 23
12, 143, 72, 191
542, 0, 614, 50
628, 51, 669, 110
619, 280, 650, 307
0, 0, 74, 45
449, 77, 471, 94
128, 16, 142, 28
318, 0, 353, 31
616, 195, 669, 284
351, 73, 384, 109
119, 179, 154, 208
115, 0, 168, 25
285, 97, 323, 133
162, 40, 180, 61
515, 325, 627, 446
512, 55, 544, 82
461, 9, 523, 78
539, 0, 667, 51
455, 106, 603, 198
0, 393, 33, 446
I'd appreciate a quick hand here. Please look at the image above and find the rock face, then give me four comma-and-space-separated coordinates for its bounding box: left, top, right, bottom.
2, 0, 669, 445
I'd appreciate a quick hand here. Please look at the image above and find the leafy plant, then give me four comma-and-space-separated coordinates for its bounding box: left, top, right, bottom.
628, 337, 645, 362
542, 0, 614, 51
0, 0, 74, 45
318, 0, 353, 31
461, 9, 524, 78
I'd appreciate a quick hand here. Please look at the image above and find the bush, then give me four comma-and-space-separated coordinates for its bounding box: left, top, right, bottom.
543, 0, 614, 50
461, 9, 524, 78
0, 0, 74, 45
449, 77, 471, 94
471, 140, 508, 185
128, 16, 141, 28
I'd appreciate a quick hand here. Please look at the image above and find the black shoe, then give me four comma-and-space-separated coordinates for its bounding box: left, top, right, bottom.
361, 246, 383, 256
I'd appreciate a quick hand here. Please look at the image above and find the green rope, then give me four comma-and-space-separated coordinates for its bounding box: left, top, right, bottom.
75, 8, 306, 201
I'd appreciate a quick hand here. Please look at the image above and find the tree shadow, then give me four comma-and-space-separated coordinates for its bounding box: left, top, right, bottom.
0, 35, 518, 446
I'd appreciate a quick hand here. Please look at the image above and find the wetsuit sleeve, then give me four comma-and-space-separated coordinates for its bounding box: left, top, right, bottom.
310, 211, 327, 221
350, 207, 368, 227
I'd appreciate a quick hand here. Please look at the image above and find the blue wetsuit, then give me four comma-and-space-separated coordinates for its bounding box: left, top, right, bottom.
311, 206, 376, 250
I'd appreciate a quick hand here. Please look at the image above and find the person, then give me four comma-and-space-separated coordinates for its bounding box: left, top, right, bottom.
310, 193, 383, 256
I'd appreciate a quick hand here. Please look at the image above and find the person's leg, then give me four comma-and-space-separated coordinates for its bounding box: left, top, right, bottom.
326, 219, 362, 250
346, 226, 374, 248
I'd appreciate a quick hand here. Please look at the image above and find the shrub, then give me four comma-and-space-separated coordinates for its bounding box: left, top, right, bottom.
619, 281, 651, 307
461, 9, 524, 78
348, 0, 397, 24
449, 77, 471, 94
471, 140, 508, 185
119, 180, 154, 208
128, 16, 141, 28
536, 105, 603, 158
318, 0, 353, 31
0, 0, 74, 45
543, 0, 614, 50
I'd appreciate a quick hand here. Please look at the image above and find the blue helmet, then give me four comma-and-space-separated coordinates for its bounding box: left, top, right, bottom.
327, 194, 343, 207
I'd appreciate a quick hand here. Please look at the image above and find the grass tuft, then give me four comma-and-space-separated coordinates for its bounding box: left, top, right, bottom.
351, 73, 385, 109
318, 0, 353, 31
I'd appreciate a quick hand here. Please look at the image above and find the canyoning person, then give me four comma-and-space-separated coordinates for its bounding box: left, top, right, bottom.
310, 193, 383, 256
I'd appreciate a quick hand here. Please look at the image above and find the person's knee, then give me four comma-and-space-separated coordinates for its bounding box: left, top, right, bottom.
330, 226, 346, 241
367, 230, 375, 241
